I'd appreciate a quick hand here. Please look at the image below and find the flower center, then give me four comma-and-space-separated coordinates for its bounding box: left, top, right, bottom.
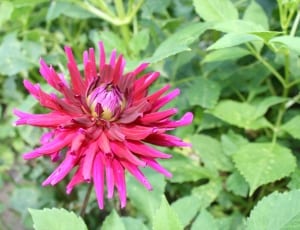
87, 83, 125, 121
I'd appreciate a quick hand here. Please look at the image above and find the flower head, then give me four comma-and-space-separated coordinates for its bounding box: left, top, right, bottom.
14, 42, 193, 209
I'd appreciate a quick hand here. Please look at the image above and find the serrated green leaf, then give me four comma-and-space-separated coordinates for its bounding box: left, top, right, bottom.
29, 208, 87, 230
208, 33, 263, 50
211, 100, 271, 130
232, 143, 296, 195
127, 168, 166, 222
288, 168, 300, 190
244, 0, 269, 30
171, 195, 202, 227
193, 0, 238, 22
146, 22, 210, 63
159, 153, 212, 183
226, 170, 249, 197
192, 179, 222, 208
102, 210, 126, 230
187, 78, 221, 108
203, 47, 250, 63
153, 196, 183, 230
282, 115, 300, 139
252, 96, 287, 118
191, 210, 218, 230
191, 134, 233, 172
246, 190, 300, 230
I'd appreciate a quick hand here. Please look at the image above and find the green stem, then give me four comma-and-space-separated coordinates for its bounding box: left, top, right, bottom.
290, 9, 300, 36
247, 44, 286, 87
80, 183, 93, 217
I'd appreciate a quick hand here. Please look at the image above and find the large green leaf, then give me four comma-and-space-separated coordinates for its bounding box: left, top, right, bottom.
210, 100, 272, 130
282, 115, 300, 139
243, 0, 269, 30
29, 208, 87, 230
246, 190, 300, 230
191, 210, 218, 230
193, 0, 238, 22
208, 33, 263, 50
187, 78, 221, 109
153, 196, 183, 230
232, 143, 296, 195
102, 210, 126, 230
191, 135, 233, 172
213, 20, 264, 33
171, 195, 202, 227
146, 22, 210, 63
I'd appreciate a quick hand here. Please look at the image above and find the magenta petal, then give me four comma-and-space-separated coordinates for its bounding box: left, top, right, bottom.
143, 158, 172, 178
105, 156, 115, 199
93, 154, 105, 209
112, 159, 127, 208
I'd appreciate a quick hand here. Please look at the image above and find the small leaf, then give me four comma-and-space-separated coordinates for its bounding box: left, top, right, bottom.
191, 210, 219, 230
102, 210, 126, 230
121, 217, 148, 230
192, 179, 222, 208
153, 196, 183, 230
29, 208, 87, 230
226, 170, 249, 197
159, 152, 212, 183
232, 143, 296, 195
0, 1, 13, 26
246, 190, 300, 230
191, 135, 233, 172
146, 22, 211, 63
171, 195, 202, 227
282, 115, 300, 139
208, 33, 263, 50
193, 0, 238, 22
203, 47, 250, 63
270, 36, 300, 55
187, 78, 221, 108
244, 0, 269, 30
221, 130, 249, 156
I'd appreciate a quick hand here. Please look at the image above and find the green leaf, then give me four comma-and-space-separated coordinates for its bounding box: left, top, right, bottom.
29, 208, 87, 230
102, 210, 126, 230
208, 33, 263, 50
127, 168, 166, 222
146, 22, 210, 63
221, 130, 249, 156
129, 29, 149, 54
282, 115, 300, 139
203, 47, 250, 63
171, 195, 202, 227
121, 217, 148, 230
0, 1, 13, 26
192, 179, 222, 208
191, 210, 219, 230
213, 20, 264, 33
211, 100, 272, 130
153, 196, 183, 230
244, 0, 269, 30
246, 190, 300, 230
252, 96, 286, 118
187, 78, 221, 108
191, 135, 233, 172
270, 36, 300, 55
226, 170, 249, 197
232, 143, 296, 195
159, 152, 212, 183
193, 0, 238, 22
46, 1, 95, 21
288, 168, 300, 190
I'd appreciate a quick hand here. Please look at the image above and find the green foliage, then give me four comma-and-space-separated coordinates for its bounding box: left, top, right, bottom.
2, 0, 300, 229
29, 208, 87, 230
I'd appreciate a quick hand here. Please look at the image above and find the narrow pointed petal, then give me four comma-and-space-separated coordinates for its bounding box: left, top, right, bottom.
93, 154, 105, 209
112, 159, 126, 208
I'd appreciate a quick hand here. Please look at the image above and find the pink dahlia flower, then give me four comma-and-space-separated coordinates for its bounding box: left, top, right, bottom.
14, 42, 193, 209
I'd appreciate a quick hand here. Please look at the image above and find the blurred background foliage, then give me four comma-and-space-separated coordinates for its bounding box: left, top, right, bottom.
1, 0, 300, 229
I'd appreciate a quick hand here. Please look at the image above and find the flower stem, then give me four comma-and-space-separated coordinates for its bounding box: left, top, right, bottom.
80, 183, 93, 217
290, 9, 300, 36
